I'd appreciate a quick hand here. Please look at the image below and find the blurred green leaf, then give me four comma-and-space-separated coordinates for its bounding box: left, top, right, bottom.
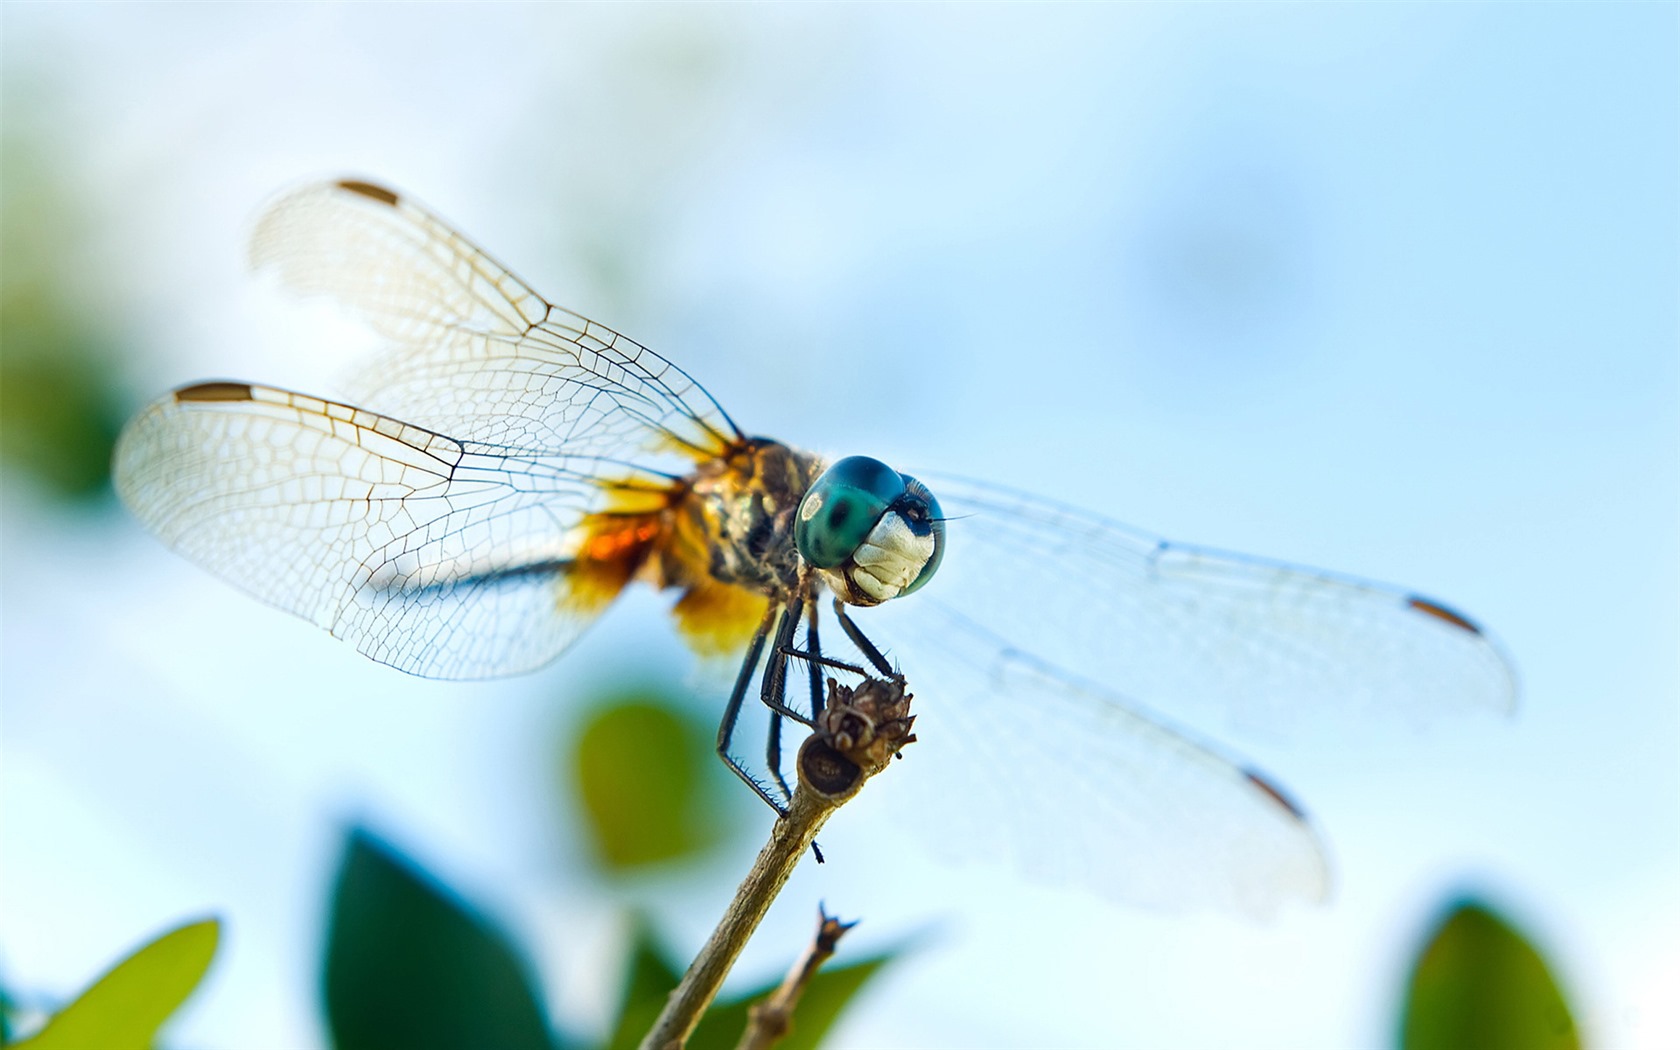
603, 920, 896, 1050
322, 827, 557, 1050
0, 89, 127, 502
571, 694, 735, 871
602, 922, 682, 1050
0, 346, 127, 499
1399, 897, 1578, 1050
10, 916, 219, 1050
693, 953, 892, 1050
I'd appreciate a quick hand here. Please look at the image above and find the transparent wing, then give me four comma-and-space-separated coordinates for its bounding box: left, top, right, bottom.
851, 474, 1515, 912
879, 616, 1330, 918
249, 179, 743, 464
116, 179, 757, 679
911, 473, 1516, 737
113, 381, 651, 679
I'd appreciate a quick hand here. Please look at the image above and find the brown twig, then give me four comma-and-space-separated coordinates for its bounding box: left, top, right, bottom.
736, 906, 858, 1050
638, 676, 914, 1050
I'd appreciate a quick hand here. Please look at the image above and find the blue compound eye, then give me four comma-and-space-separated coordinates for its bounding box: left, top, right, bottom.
896, 473, 944, 596
795, 456, 907, 569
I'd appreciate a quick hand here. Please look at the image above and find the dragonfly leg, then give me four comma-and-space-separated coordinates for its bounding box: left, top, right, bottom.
760, 601, 812, 807
758, 601, 818, 728
803, 595, 824, 721
765, 595, 832, 800
779, 645, 872, 680
763, 598, 830, 862
763, 606, 797, 803
716, 603, 788, 816
833, 597, 895, 677
765, 709, 789, 802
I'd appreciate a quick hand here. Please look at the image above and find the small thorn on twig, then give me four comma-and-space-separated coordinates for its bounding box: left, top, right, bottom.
736, 906, 859, 1050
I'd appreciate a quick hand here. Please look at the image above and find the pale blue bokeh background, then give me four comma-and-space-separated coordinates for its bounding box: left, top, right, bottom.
3, 4, 1675, 1048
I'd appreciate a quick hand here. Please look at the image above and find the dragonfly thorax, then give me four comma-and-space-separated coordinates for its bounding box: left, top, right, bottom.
676, 438, 822, 599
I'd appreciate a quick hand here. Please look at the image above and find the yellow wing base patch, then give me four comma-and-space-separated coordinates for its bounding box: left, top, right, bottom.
560, 512, 665, 616
559, 500, 769, 657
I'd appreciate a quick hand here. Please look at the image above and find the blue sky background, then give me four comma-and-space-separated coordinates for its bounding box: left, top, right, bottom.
2, 4, 1675, 1048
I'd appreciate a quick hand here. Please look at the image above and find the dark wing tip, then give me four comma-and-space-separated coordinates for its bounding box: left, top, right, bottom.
1243, 769, 1308, 821
336, 179, 400, 206
174, 381, 254, 403
1407, 595, 1484, 636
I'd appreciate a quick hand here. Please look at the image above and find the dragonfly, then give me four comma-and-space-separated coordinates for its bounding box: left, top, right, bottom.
114, 179, 1516, 917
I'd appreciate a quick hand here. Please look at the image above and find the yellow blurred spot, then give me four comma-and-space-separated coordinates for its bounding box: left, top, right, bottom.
673, 578, 769, 656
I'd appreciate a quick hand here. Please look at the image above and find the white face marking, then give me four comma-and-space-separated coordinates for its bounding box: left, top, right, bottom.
846, 512, 935, 602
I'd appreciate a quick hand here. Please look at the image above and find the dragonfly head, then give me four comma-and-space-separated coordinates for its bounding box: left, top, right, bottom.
795, 456, 944, 607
